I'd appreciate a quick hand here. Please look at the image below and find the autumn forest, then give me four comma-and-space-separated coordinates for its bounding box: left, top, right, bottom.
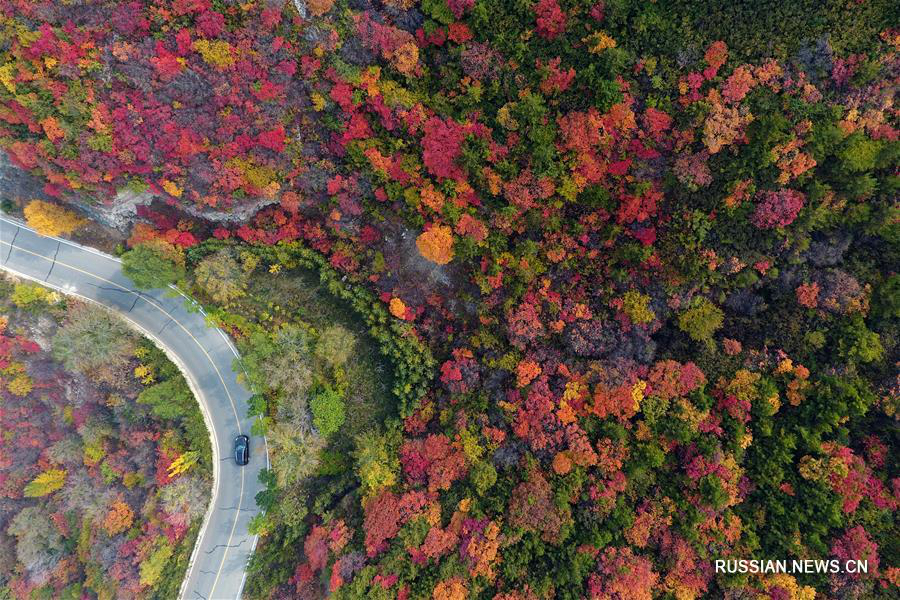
0, 0, 897, 599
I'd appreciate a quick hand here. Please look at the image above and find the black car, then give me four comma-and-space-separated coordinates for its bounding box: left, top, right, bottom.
234, 435, 250, 466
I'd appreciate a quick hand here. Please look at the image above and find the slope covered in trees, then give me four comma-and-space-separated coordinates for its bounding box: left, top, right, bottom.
0, 1, 897, 599
0, 276, 211, 599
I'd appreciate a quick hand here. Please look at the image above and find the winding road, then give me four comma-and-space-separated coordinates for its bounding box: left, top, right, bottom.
0, 215, 267, 600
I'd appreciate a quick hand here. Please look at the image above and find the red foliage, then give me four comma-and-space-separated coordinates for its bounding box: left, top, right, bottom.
534, 0, 567, 40
363, 490, 427, 557
751, 189, 806, 229
422, 117, 467, 181
399, 434, 467, 492
508, 469, 568, 543
588, 546, 658, 600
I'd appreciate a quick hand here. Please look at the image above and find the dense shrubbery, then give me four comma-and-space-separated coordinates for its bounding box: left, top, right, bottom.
2, 0, 898, 599
0, 276, 210, 598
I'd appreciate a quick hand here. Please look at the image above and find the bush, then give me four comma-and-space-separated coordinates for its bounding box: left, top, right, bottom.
122, 243, 185, 289
310, 386, 346, 437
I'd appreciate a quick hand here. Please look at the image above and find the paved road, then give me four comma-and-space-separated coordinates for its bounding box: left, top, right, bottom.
0, 215, 267, 600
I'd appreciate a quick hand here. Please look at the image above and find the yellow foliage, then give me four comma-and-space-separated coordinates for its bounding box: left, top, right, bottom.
311, 92, 326, 111
24, 200, 86, 236
7, 374, 33, 396
192, 39, 236, 69
0, 63, 16, 93
584, 31, 617, 53
631, 379, 647, 411
763, 574, 816, 600
161, 179, 182, 198
167, 450, 200, 478
389, 297, 407, 319
416, 226, 455, 265
133, 364, 155, 384
622, 290, 655, 324
24, 469, 66, 497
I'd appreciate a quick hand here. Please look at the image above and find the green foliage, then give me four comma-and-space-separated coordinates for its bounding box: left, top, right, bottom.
122, 244, 185, 289
139, 540, 174, 587
194, 247, 248, 303
836, 315, 884, 364
839, 134, 884, 172
353, 427, 400, 498
314, 324, 356, 369
677, 297, 724, 345
51, 304, 136, 376
138, 378, 195, 420
23, 469, 66, 497
310, 386, 346, 437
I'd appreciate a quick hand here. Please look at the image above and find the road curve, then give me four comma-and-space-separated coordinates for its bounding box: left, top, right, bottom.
0, 215, 267, 600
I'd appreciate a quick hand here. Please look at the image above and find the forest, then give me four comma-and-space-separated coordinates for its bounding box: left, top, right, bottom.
0, 0, 897, 599
0, 275, 211, 598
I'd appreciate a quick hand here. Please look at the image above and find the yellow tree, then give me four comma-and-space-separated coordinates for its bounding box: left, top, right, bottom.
24, 468, 66, 497
167, 450, 200, 478
416, 225, 455, 265
23, 200, 86, 236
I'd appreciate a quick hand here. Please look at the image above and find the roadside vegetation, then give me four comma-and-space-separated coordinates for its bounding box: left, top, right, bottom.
0, 275, 211, 599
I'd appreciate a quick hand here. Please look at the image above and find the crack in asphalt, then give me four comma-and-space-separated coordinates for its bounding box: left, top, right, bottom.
193, 590, 208, 600
219, 506, 256, 512
204, 538, 248, 554
157, 317, 174, 335
3, 226, 18, 263
44, 240, 61, 282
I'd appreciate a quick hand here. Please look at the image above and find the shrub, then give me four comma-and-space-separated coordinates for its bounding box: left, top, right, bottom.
122, 242, 185, 289
311, 386, 346, 437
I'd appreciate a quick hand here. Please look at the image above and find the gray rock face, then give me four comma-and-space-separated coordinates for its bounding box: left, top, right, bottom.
1, 150, 277, 231
0, 152, 46, 203
81, 188, 156, 232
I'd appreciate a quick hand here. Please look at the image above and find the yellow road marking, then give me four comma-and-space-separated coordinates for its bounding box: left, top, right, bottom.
1, 235, 245, 599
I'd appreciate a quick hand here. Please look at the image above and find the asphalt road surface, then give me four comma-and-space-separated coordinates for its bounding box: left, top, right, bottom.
0, 215, 267, 600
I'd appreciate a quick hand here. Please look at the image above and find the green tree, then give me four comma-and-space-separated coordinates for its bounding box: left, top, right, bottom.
122, 242, 184, 289
314, 324, 356, 369
52, 303, 136, 377
139, 540, 173, 587
353, 428, 400, 498
678, 297, 724, 346
194, 247, 247, 303
310, 386, 345, 437
267, 421, 325, 487
137, 378, 195, 420
837, 315, 884, 364
7, 506, 63, 573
